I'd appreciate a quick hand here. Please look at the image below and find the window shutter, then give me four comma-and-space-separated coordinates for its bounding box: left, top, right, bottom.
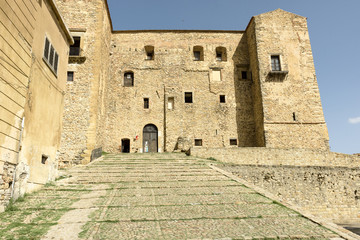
49, 46, 54, 66
54, 52, 59, 74
44, 38, 50, 60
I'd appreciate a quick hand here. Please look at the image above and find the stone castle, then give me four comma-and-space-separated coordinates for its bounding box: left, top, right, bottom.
55, 0, 329, 166
2, 0, 360, 227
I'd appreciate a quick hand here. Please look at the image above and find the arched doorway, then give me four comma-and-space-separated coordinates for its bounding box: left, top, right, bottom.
143, 124, 158, 153
121, 138, 130, 153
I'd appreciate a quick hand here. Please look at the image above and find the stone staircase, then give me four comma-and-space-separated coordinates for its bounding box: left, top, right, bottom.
0, 153, 346, 239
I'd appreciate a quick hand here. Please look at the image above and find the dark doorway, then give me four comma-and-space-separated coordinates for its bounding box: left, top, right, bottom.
143, 124, 158, 153
121, 138, 130, 153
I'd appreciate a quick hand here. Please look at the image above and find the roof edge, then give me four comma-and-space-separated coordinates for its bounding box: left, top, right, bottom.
112, 29, 245, 34
48, 0, 74, 45
104, 0, 114, 31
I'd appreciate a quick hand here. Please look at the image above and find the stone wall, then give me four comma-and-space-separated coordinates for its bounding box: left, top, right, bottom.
246, 9, 329, 150
220, 164, 360, 224
0, 162, 15, 212
104, 31, 257, 153
193, 147, 360, 224
192, 147, 360, 167
56, 0, 112, 165
54, 5, 331, 164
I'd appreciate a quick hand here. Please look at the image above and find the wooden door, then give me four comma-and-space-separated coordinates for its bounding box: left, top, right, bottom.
143, 124, 158, 153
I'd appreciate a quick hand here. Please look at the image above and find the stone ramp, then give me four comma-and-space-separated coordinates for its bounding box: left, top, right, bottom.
0, 153, 348, 239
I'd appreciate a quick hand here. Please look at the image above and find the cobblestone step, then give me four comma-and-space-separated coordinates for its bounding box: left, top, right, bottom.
0, 154, 346, 240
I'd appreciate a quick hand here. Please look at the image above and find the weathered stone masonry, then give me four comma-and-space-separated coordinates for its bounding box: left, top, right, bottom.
55, 2, 330, 165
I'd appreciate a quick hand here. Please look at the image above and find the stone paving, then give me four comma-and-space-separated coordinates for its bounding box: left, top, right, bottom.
0, 153, 345, 239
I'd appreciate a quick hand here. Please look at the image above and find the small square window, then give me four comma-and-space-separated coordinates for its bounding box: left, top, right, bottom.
70, 36, 81, 56
193, 46, 204, 61
144, 98, 149, 109
230, 139, 237, 146
145, 45, 155, 60
67, 71, 74, 81
271, 55, 281, 71
41, 155, 48, 164
194, 51, 201, 61
124, 72, 134, 87
241, 71, 247, 80
146, 52, 154, 60
195, 139, 202, 146
220, 95, 226, 103
184, 92, 193, 103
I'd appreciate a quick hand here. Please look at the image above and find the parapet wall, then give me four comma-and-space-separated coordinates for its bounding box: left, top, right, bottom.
192, 147, 360, 224
220, 164, 360, 224
192, 147, 359, 167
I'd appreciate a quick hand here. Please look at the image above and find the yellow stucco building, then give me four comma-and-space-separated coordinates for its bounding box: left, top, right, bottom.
0, 0, 73, 210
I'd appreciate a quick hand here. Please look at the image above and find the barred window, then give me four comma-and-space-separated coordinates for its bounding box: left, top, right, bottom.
271, 55, 281, 71
124, 72, 134, 87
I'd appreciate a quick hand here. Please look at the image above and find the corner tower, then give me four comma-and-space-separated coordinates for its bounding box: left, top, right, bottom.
246, 9, 329, 150
55, 0, 112, 165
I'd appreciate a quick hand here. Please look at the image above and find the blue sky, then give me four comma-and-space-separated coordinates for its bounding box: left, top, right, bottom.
107, 0, 360, 154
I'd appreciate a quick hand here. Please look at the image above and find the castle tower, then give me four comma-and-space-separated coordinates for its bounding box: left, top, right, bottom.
55, 0, 112, 165
246, 9, 329, 149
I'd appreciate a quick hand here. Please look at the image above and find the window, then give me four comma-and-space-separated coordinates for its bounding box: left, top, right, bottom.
145, 45, 154, 60
43, 37, 59, 75
67, 71, 74, 81
124, 72, 134, 87
144, 98, 149, 109
194, 51, 201, 60
230, 139, 238, 146
241, 71, 247, 80
41, 155, 48, 164
220, 95, 226, 103
70, 37, 81, 56
271, 55, 281, 71
293, 112, 297, 121
215, 47, 227, 61
194, 139, 203, 146
184, 92, 193, 103
168, 97, 174, 110
193, 46, 204, 61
